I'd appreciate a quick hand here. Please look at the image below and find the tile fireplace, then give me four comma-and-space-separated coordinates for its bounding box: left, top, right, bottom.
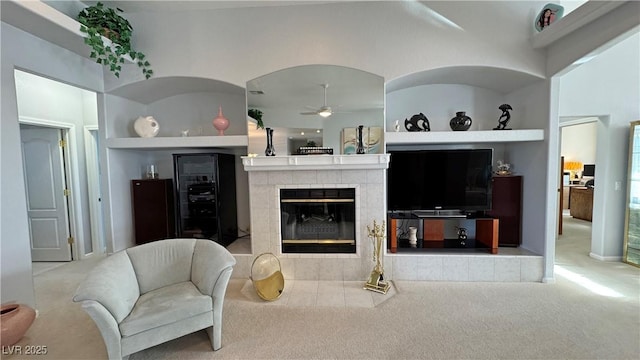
242, 154, 390, 281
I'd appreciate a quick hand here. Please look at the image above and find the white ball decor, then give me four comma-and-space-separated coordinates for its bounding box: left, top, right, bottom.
134, 116, 159, 138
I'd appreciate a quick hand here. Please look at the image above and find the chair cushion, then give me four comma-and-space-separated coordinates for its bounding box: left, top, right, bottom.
126, 239, 196, 294
119, 281, 212, 337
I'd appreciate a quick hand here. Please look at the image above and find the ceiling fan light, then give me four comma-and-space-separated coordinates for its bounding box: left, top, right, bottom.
318, 106, 332, 118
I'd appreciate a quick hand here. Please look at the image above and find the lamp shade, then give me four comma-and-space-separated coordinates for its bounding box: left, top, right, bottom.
564, 161, 583, 171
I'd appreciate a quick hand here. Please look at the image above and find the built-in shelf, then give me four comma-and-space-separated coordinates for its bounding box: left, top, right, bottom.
385, 129, 544, 145
106, 136, 248, 149
105, 130, 543, 150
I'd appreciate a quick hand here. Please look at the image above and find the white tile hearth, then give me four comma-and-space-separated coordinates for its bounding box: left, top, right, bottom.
242, 155, 390, 281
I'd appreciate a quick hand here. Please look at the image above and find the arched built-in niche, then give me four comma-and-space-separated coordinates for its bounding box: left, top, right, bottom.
101, 76, 251, 253
106, 76, 247, 139
386, 66, 545, 133
384, 65, 547, 259
246, 65, 385, 156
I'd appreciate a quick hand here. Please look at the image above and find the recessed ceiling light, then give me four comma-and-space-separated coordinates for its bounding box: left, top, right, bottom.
249, 90, 264, 95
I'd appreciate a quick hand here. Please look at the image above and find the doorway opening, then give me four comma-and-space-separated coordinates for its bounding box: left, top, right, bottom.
557, 117, 600, 267
14, 69, 104, 268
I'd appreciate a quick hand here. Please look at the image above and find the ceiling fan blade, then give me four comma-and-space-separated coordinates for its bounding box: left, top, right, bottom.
299, 84, 334, 116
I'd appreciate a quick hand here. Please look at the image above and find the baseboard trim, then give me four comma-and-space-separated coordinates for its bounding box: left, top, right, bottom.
589, 253, 622, 262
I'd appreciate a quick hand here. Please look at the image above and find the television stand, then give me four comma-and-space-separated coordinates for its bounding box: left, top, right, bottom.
387, 213, 498, 254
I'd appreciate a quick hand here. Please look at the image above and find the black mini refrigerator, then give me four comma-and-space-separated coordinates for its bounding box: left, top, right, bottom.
173, 153, 238, 246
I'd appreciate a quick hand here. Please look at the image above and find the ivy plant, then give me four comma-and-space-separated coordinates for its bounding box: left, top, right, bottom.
248, 108, 264, 129
78, 2, 153, 79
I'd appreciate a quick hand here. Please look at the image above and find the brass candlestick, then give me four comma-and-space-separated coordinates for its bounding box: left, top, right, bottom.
364, 220, 390, 294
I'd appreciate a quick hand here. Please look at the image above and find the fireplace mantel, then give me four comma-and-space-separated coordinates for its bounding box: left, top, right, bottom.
242, 154, 390, 171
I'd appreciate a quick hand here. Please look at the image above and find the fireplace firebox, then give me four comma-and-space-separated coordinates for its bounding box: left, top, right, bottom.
280, 188, 356, 253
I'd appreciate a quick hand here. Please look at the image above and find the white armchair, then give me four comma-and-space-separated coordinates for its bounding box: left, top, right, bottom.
73, 238, 236, 360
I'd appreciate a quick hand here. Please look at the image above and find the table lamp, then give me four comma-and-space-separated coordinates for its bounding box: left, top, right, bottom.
564, 161, 583, 179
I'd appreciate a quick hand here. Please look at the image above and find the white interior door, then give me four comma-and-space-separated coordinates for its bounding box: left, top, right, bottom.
20, 125, 72, 261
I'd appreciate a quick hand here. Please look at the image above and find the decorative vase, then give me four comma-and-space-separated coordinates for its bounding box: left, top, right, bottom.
134, 116, 159, 138
212, 106, 230, 136
408, 226, 418, 247
265, 127, 275, 156
1, 303, 36, 346
450, 111, 472, 131
356, 125, 365, 154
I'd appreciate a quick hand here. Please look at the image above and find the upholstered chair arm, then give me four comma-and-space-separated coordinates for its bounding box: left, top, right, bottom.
208, 266, 234, 349
191, 240, 236, 297
78, 300, 124, 360
191, 240, 236, 350
73, 252, 140, 323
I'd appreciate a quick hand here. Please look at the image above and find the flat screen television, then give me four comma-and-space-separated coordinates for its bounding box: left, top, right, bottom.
387, 149, 493, 213
583, 164, 595, 177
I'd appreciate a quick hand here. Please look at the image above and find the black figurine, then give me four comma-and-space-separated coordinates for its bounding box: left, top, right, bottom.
356, 125, 365, 154
494, 104, 513, 130
404, 113, 431, 132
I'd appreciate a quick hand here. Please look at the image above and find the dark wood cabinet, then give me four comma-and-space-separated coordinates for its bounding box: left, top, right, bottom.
131, 179, 176, 245
487, 175, 522, 247
173, 153, 237, 246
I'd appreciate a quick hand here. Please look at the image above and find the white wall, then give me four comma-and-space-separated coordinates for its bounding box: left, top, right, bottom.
1, 22, 103, 307
505, 80, 552, 256
558, 32, 640, 259
561, 122, 597, 165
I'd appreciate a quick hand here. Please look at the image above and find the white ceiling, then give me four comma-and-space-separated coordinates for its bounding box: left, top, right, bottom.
4, 0, 548, 107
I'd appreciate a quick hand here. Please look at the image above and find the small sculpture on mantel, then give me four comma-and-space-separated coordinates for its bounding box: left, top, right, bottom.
404, 113, 431, 132
494, 104, 513, 130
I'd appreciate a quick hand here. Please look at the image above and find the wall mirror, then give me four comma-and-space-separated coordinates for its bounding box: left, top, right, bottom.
623, 120, 640, 267
246, 65, 384, 156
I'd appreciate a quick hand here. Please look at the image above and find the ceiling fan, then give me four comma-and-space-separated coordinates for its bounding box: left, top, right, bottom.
300, 83, 335, 118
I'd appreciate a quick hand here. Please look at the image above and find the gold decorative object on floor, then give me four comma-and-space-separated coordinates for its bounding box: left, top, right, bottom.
250, 253, 285, 301
364, 220, 390, 294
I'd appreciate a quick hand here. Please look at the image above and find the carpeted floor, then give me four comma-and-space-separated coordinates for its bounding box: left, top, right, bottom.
9, 215, 640, 360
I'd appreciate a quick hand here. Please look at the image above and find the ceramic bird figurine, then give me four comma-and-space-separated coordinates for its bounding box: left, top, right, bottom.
404, 113, 431, 132
494, 104, 513, 130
